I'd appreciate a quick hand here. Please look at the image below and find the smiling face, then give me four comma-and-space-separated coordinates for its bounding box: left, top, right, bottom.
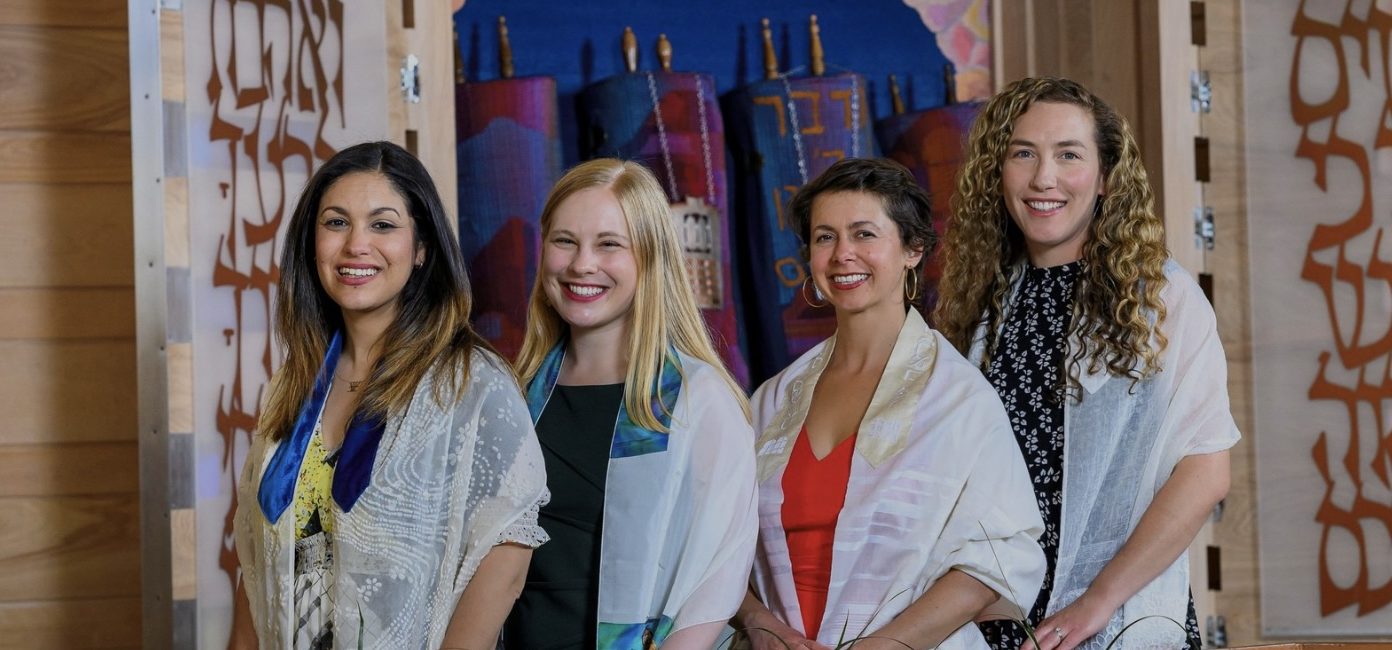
540, 186, 640, 340
313, 171, 423, 323
807, 191, 923, 319
1002, 101, 1107, 267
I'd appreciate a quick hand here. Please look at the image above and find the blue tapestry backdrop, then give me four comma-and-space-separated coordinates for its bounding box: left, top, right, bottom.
453, 1, 954, 165
453, 1, 959, 384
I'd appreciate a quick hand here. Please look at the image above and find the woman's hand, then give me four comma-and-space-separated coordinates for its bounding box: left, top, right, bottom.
229, 581, 259, 650
734, 588, 831, 650
1020, 591, 1117, 650
738, 613, 831, 650
1021, 451, 1230, 650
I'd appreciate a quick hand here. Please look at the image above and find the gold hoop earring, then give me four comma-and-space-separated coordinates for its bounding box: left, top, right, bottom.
802, 276, 828, 308
904, 268, 921, 302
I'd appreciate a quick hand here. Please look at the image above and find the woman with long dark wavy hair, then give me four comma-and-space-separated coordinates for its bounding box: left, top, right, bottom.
230, 141, 548, 649
935, 77, 1239, 650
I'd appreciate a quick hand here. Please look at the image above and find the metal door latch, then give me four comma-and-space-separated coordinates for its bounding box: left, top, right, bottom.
400, 54, 421, 104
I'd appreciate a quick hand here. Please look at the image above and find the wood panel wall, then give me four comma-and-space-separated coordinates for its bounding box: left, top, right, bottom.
1205, 2, 1262, 644
0, 1, 141, 648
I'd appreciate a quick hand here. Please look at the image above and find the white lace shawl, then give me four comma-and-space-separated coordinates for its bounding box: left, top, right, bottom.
750, 309, 1046, 648
234, 351, 549, 649
971, 260, 1241, 649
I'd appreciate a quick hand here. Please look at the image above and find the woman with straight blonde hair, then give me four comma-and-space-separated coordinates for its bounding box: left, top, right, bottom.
504, 159, 757, 649
231, 141, 548, 649
936, 77, 1239, 650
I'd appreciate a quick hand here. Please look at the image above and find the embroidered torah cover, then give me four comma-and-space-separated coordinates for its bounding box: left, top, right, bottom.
724, 72, 878, 381
876, 101, 981, 317
456, 76, 562, 359
577, 71, 750, 387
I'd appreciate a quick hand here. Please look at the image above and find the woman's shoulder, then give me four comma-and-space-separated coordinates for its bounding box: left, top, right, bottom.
1155, 258, 1217, 326
417, 345, 523, 411
465, 346, 516, 382
750, 338, 831, 405
923, 327, 1008, 408
672, 351, 745, 407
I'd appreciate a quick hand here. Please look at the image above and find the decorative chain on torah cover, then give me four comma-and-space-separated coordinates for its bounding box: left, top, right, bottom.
455, 76, 562, 360
578, 71, 752, 388
724, 71, 878, 382
876, 101, 981, 319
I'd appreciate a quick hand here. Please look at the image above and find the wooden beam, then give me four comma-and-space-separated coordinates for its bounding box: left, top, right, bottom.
0, 288, 134, 339
0, 596, 141, 648
0, 0, 126, 29
0, 183, 133, 288
0, 27, 129, 132
0, 443, 138, 497
0, 132, 132, 184
0, 340, 136, 445
0, 495, 140, 601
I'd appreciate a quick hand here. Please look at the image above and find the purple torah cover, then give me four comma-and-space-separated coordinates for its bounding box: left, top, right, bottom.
455, 77, 562, 360
724, 72, 878, 382
577, 71, 751, 387
876, 101, 982, 318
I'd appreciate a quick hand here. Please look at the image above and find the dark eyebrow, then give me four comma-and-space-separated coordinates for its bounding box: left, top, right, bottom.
814, 220, 880, 230
318, 206, 403, 217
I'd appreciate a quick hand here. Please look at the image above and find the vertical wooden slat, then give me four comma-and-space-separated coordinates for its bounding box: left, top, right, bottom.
1205, 0, 1259, 644
992, 0, 1031, 87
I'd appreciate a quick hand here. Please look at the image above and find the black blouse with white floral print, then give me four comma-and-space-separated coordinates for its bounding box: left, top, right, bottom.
976, 262, 1201, 649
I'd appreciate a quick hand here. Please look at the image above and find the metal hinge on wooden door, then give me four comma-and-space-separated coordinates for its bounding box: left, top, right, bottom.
1191, 70, 1211, 113
400, 54, 421, 104
1194, 206, 1215, 250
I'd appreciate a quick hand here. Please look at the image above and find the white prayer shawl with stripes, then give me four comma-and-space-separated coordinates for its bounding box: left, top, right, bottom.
749, 309, 1047, 648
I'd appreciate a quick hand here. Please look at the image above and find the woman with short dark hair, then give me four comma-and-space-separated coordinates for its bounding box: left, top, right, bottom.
734, 157, 1045, 649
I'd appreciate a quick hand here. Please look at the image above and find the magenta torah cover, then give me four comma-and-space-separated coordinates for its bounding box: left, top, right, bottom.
876, 101, 981, 317
577, 71, 751, 387
724, 72, 879, 382
456, 76, 562, 360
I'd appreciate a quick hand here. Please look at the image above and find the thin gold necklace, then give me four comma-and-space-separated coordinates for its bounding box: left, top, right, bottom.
334, 371, 368, 392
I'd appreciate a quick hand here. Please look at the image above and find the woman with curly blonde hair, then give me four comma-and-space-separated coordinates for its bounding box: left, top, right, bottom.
935, 77, 1239, 650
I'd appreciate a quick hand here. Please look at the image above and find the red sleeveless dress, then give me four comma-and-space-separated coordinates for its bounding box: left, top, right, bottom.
780, 426, 856, 639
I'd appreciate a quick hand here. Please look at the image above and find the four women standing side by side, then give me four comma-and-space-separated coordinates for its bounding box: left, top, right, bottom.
233, 75, 1237, 650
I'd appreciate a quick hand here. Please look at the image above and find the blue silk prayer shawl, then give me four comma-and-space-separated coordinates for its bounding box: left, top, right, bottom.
258, 331, 388, 522
525, 342, 683, 459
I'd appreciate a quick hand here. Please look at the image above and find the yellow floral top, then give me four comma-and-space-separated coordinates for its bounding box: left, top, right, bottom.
293, 423, 336, 539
